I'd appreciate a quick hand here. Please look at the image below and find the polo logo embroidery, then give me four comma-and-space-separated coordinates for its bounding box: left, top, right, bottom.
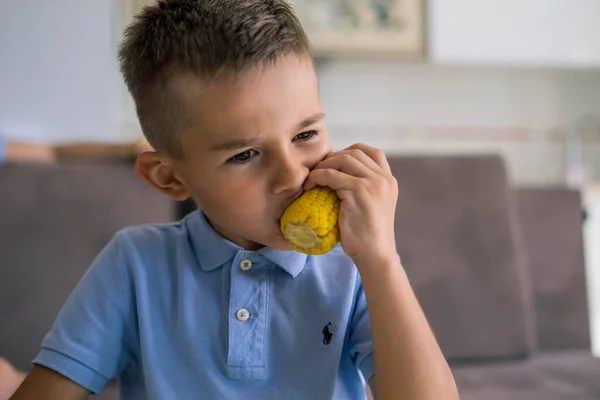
322, 322, 333, 346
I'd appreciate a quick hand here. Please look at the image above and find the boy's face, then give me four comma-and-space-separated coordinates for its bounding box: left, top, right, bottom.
171, 55, 331, 251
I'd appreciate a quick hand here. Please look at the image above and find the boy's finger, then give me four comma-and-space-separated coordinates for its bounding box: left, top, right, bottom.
303, 168, 357, 193
324, 148, 382, 175
315, 152, 377, 178
346, 143, 391, 174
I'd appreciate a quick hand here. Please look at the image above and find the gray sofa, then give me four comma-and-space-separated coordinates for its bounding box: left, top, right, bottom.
1, 155, 598, 399
387, 155, 599, 399
0, 161, 175, 399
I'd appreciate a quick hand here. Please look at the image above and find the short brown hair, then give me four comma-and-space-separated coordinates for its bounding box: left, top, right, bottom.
118, 0, 311, 157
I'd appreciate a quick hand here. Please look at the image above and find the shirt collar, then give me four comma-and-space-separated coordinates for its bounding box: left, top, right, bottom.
185, 210, 308, 278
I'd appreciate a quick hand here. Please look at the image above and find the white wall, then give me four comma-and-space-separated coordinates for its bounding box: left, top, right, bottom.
429, 0, 600, 68
318, 61, 600, 184
0, 0, 135, 144
319, 61, 600, 129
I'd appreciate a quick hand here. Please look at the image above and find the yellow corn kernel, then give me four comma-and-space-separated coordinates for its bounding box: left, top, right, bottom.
280, 187, 341, 255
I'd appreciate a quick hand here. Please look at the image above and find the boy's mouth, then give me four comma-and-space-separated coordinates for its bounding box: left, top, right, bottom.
277, 189, 304, 222
283, 189, 304, 211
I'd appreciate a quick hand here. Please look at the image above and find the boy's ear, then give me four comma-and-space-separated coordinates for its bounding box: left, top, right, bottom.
134, 152, 190, 201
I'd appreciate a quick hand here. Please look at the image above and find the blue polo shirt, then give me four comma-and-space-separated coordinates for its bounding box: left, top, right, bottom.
33, 210, 376, 399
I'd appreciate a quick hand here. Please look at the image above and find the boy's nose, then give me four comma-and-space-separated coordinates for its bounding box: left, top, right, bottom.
271, 157, 307, 196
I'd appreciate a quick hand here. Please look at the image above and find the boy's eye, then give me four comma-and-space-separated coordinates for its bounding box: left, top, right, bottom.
229, 149, 257, 163
294, 130, 318, 141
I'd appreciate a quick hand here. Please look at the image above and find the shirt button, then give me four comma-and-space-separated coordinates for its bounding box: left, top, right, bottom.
236, 309, 250, 321
239, 259, 253, 271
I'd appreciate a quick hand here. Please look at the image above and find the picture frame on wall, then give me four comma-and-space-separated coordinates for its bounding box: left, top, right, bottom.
289, 0, 426, 59
122, 0, 155, 26
122, 0, 426, 60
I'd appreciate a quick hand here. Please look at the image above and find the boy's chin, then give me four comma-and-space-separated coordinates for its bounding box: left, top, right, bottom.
266, 230, 295, 252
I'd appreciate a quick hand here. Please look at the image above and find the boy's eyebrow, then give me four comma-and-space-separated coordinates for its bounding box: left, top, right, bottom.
296, 112, 325, 131
210, 113, 326, 152
210, 137, 260, 152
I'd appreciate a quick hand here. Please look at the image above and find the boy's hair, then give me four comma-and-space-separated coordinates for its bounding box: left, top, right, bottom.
118, 0, 311, 157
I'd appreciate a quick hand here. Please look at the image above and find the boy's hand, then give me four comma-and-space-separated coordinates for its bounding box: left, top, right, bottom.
304, 143, 398, 266
0, 357, 25, 399
306, 144, 459, 400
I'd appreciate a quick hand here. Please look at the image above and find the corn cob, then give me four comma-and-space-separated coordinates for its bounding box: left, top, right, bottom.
280, 187, 341, 255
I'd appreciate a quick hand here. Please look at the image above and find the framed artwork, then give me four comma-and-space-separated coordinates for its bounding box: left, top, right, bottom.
121, 0, 426, 59
122, 0, 155, 25
290, 0, 426, 59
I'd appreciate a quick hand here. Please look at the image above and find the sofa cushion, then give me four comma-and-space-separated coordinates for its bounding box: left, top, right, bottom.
388, 154, 535, 361
452, 351, 600, 400
0, 162, 176, 372
452, 355, 590, 400
516, 188, 590, 351
534, 351, 600, 395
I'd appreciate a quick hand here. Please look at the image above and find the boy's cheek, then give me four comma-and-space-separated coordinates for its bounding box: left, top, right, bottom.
309, 137, 333, 169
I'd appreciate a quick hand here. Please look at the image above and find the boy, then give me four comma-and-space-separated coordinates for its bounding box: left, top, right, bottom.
10, 1, 458, 399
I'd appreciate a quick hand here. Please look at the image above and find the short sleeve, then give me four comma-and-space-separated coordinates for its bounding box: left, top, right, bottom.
32, 234, 135, 394
348, 273, 375, 382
